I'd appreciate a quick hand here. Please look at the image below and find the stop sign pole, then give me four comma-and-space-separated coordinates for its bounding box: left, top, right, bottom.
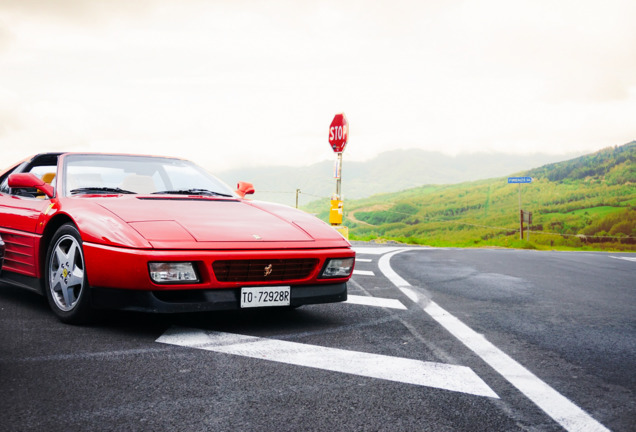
329, 113, 348, 197
328, 113, 348, 227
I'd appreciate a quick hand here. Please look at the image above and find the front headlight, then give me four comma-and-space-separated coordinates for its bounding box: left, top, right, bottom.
149, 262, 200, 284
320, 257, 355, 278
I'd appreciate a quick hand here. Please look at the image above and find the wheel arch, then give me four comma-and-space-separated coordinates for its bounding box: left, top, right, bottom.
39, 214, 76, 282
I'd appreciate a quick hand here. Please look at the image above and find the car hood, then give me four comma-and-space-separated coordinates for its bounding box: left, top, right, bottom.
94, 196, 346, 248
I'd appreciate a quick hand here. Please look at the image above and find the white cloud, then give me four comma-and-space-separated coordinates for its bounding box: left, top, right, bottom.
0, 0, 634, 173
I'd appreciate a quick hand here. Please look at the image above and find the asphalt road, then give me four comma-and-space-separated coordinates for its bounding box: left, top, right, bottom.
0, 244, 634, 431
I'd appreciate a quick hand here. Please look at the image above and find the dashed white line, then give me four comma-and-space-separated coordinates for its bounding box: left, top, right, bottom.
156, 326, 498, 398
353, 246, 412, 255
377, 249, 610, 432
346, 295, 407, 310
353, 269, 375, 276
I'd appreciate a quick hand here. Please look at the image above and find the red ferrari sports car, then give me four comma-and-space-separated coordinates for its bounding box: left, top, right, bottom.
0, 153, 355, 323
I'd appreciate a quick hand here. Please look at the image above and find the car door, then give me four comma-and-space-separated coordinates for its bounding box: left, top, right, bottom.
0, 157, 58, 277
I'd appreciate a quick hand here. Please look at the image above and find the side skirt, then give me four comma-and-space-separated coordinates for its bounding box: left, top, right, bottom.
0, 271, 44, 295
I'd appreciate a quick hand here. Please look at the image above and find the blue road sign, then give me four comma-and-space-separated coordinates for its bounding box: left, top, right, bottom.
508, 176, 532, 184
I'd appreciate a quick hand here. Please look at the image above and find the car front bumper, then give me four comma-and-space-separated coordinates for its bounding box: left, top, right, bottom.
90, 282, 347, 313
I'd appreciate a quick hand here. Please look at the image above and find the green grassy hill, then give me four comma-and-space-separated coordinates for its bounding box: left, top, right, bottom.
304, 141, 636, 251
217, 149, 579, 206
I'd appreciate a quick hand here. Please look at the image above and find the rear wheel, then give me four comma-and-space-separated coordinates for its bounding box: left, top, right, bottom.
45, 223, 92, 324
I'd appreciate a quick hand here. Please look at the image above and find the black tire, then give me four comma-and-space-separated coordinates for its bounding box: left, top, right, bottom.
44, 223, 92, 324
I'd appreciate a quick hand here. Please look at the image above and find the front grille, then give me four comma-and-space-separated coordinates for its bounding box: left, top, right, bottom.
212, 258, 319, 283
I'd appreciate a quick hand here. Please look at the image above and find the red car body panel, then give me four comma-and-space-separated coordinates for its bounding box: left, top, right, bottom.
0, 229, 41, 277
98, 198, 313, 243
0, 153, 354, 314
0, 234, 4, 272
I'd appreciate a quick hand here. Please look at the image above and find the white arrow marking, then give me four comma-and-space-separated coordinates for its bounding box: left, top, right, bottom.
610, 256, 636, 262
157, 326, 498, 398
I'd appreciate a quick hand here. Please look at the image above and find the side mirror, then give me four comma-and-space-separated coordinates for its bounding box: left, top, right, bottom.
235, 181, 255, 198
8, 173, 55, 198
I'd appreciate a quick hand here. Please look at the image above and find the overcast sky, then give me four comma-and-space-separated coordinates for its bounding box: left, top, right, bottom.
1, 0, 635, 172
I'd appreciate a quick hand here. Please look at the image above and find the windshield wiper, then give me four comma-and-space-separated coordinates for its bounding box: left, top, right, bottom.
70, 187, 136, 195
151, 188, 233, 197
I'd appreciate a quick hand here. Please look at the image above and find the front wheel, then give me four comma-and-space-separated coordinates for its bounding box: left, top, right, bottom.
45, 223, 92, 324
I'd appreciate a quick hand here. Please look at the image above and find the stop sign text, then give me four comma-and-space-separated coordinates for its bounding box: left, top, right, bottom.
328, 113, 348, 153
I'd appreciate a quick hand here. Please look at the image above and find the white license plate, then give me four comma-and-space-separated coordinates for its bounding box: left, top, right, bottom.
240, 286, 291, 308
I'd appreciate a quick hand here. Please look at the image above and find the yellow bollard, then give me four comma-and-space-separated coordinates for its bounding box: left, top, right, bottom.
329, 199, 343, 225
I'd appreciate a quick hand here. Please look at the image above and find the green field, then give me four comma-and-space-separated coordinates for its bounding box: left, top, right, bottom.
304, 142, 636, 252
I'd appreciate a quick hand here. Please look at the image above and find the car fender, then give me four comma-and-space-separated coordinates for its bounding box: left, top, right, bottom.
52, 200, 152, 249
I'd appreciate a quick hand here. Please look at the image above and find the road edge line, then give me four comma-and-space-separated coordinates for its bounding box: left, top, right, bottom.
378, 249, 610, 432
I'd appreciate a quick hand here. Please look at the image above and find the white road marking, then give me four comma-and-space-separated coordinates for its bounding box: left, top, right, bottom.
356, 258, 373, 263
378, 249, 610, 432
156, 326, 498, 398
610, 256, 636, 262
353, 269, 375, 276
346, 295, 407, 310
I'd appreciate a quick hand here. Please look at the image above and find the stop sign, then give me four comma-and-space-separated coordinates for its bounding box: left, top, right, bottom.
328, 113, 348, 153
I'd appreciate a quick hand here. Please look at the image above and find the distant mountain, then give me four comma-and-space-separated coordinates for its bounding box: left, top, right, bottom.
216, 149, 580, 207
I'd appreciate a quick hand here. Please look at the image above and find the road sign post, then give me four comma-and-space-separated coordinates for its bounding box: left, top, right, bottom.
522, 210, 533, 241
508, 177, 532, 240
329, 113, 348, 201
328, 113, 349, 238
